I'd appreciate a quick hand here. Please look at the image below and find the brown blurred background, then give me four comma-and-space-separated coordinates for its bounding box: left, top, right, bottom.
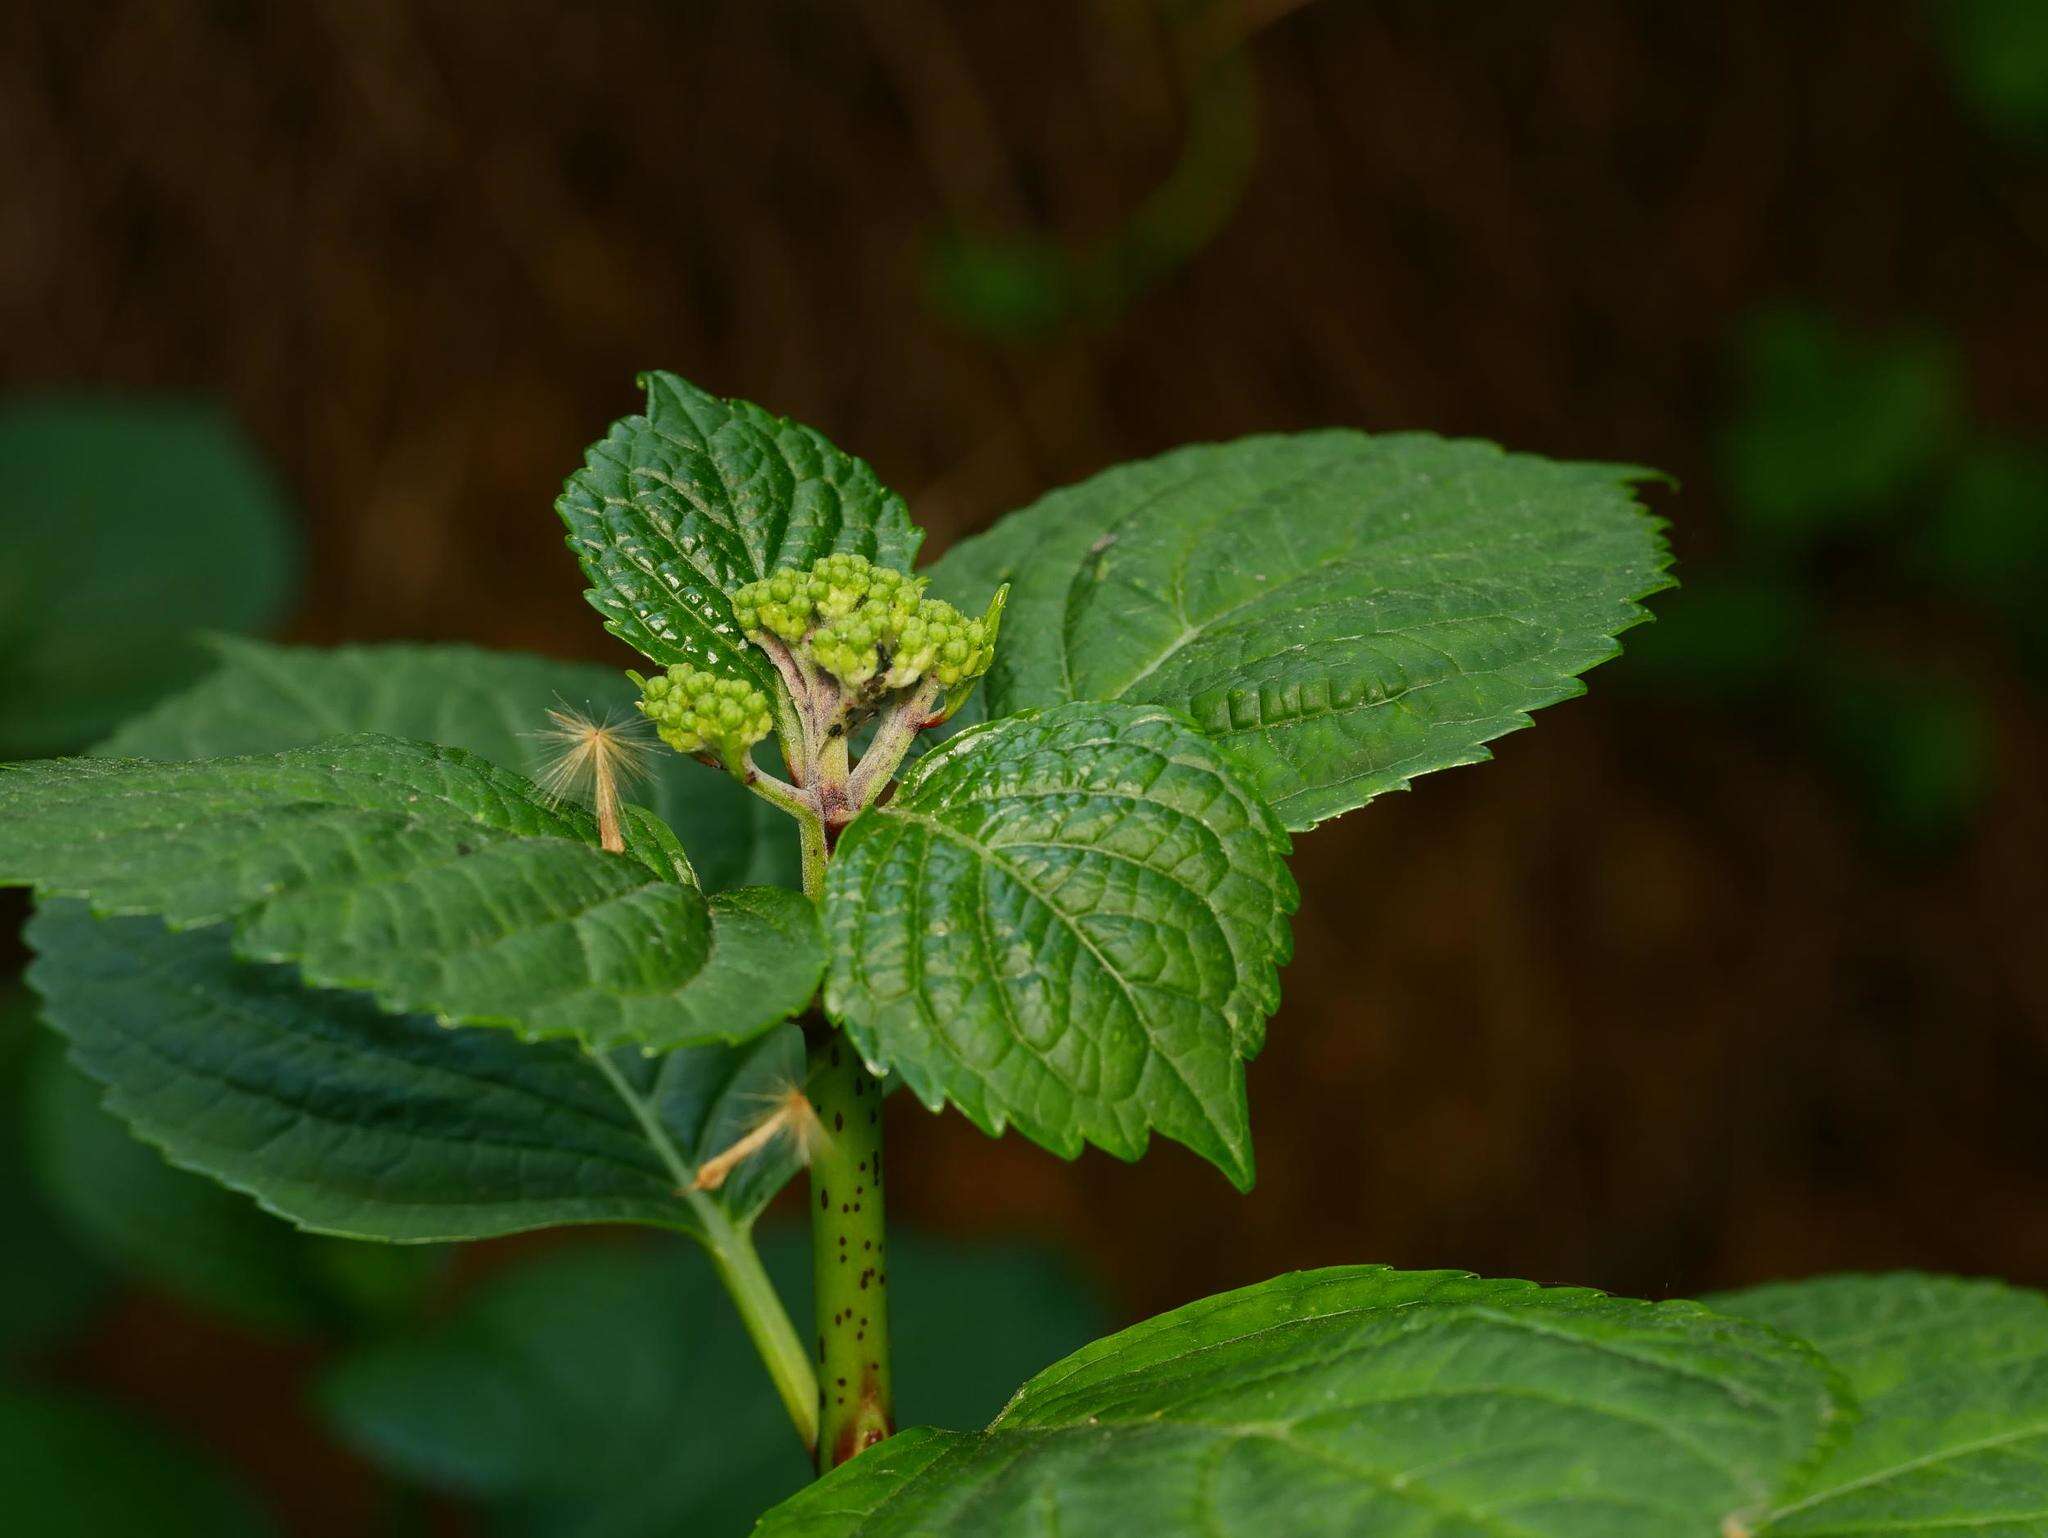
5, 0, 2047, 1531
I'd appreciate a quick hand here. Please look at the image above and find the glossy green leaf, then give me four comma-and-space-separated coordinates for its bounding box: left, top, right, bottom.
0, 1387, 275, 1538
0, 737, 821, 1054
27, 903, 806, 1242
0, 397, 298, 759
321, 1232, 1107, 1538
21, 642, 817, 1245
826, 702, 1295, 1189
927, 432, 1669, 830
100, 635, 799, 893
756, 1265, 1846, 1538
557, 371, 923, 689
1712, 1272, 2048, 1536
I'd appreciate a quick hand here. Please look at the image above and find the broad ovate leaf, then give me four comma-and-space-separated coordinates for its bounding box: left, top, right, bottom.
27, 904, 807, 1241
101, 636, 798, 892
824, 702, 1294, 1189
1712, 1272, 2048, 1536
0, 737, 819, 1055
755, 1265, 1846, 1538
926, 432, 1670, 830
22, 643, 819, 1243
557, 371, 923, 688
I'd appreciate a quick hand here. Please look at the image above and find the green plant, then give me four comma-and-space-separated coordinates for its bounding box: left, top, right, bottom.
5, 372, 2045, 1535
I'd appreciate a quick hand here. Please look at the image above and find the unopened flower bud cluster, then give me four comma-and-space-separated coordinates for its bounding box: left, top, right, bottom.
632, 665, 773, 764
731, 553, 994, 693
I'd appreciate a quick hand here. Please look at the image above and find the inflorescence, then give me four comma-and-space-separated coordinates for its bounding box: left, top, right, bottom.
730, 554, 996, 695
630, 554, 1003, 825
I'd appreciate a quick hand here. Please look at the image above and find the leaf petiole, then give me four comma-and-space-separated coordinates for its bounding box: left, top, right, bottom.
582, 1043, 821, 1453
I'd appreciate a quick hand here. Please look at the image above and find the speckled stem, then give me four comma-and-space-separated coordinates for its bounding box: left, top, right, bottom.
792, 703, 894, 1474
807, 1033, 893, 1471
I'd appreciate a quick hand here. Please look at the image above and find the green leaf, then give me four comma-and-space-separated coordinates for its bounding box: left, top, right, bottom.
557, 371, 923, 688
755, 1265, 1846, 1538
0, 1387, 276, 1538
1711, 1272, 2048, 1536
0, 396, 298, 760
21, 640, 818, 1246
27, 902, 807, 1241
321, 1231, 1107, 1538
825, 702, 1294, 1189
926, 432, 1669, 830
100, 635, 799, 893
0, 737, 821, 1054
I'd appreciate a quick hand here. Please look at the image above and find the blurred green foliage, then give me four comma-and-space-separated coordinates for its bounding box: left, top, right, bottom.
26, 1046, 450, 1338
922, 48, 1257, 340
0, 1387, 278, 1538
1922, 440, 2048, 668
0, 397, 299, 760
320, 1234, 1108, 1538
0, 987, 109, 1361
1935, 0, 2048, 141
1625, 305, 2037, 854
1720, 309, 1959, 547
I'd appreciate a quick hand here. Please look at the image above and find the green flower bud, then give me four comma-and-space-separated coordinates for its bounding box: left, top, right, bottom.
728, 553, 976, 698
634, 663, 772, 771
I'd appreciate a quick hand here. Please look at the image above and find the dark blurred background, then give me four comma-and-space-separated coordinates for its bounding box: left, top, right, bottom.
4, 1, 2046, 1534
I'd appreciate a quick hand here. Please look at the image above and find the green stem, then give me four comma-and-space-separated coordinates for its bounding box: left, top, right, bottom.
808, 1034, 893, 1470
795, 800, 894, 1472
798, 802, 829, 894
740, 759, 810, 820
700, 1205, 822, 1455
846, 679, 940, 812
583, 1045, 821, 1453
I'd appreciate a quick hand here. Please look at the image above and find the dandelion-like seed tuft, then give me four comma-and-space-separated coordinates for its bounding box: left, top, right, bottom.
691, 1081, 825, 1192
531, 704, 655, 854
